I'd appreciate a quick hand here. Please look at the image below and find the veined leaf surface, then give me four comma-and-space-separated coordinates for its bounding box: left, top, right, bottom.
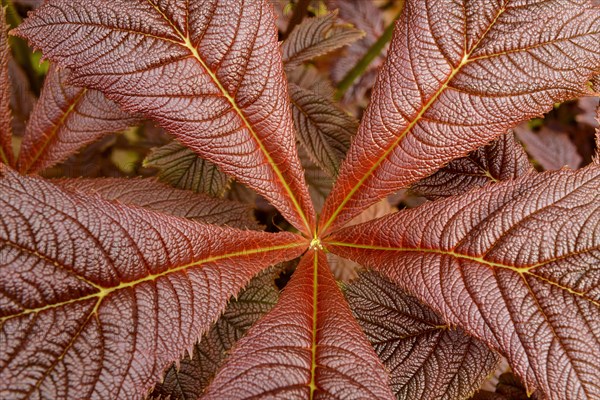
0, 7, 14, 166
144, 140, 230, 197
320, 0, 600, 234
282, 11, 364, 72
17, 66, 140, 173
327, 166, 600, 400
55, 177, 258, 229
0, 165, 306, 399
150, 267, 280, 400
346, 271, 499, 400
411, 132, 531, 200
14, 0, 316, 234
203, 251, 394, 400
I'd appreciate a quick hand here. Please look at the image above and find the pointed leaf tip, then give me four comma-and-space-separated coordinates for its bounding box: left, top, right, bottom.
14, 0, 316, 234
203, 251, 394, 400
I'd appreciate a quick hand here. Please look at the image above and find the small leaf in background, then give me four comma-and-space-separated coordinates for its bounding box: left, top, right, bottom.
289, 82, 356, 177
282, 11, 364, 71
345, 271, 499, 400
203, 251, 394, 400
328, 166, 600, 400
55, 177, 258, 230
0, 165, 306, 399
298, 144, 333, 213
328, 0, 387, 106
16, 66, 140, 173
0, 7, 14, 166
144, 140, 230, 197
411, 133, 532, 200
14, 0, 316, 234
149, 267, 280, 400
515, 125, 583, 170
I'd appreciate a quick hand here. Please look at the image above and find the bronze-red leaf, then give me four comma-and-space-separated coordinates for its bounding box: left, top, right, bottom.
327, 166, 600, 400
203, 251, 394, 400
0, 165, 306, 399
319, 0, 600, 234
13, 0, 316, 234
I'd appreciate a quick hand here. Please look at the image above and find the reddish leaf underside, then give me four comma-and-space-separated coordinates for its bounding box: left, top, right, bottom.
55, 177, 258, 230
327, 166, 600, 400
319, 0, 600, 234
0, 7, 14, 166
0, 165, 306, 399
13, 0, 316, 234
16, 66, 140, 174
345, 271, 499, 400
411, 132, 532, 200
149, 267, 280, 400
203, 251, 394, 400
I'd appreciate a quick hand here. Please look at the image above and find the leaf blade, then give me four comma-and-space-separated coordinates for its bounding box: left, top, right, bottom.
0, 165, 306, 399
282, 11, 364, 71
144, 140, 230, 197
327, 166, 600, 400
345, 271, 499, 400
13, 0, 316, 234
320, 0, 600, 234
203, 251, 394, 400
16, 66, 140, 173
55, 177, 258, 229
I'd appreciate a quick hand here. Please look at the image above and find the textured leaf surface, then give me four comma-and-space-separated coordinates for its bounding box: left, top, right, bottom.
282, 11, 364, 71
0, 7, 14, 166
14, 0, 315, 234
412, 133, 531, 200
55, 177, 258, 230
144, 140, 230, 197
0, 166, 306, 400
290, 82, 356, 177
17, 66, 140, 173
203, 251, 394, 400
319, 0, 600, 234
150, 267, 280, 400
515, 126, 582, 170
345, 271, 499, 400
327, 166, 600, 400
300, 145, 333, 213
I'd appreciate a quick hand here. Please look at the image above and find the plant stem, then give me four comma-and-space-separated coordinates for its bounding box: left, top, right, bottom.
334, 5, 404, 101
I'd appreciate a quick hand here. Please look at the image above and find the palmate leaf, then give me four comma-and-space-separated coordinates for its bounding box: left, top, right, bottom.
289, 82, 356, 177
203, 251, 394, 400
14, 0, 316, 234
411, 132, 532, 200
16, 66, 140, 174
345, 271, 499, 400
0, 165, 307, 399
327, 166, 600, 400
150, 267, 280, 400
55, 177, 258, 229
282, 11, 364, 72
319, 0, 600, 234
0, 7, 14, 167
144, 140, 230, 197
